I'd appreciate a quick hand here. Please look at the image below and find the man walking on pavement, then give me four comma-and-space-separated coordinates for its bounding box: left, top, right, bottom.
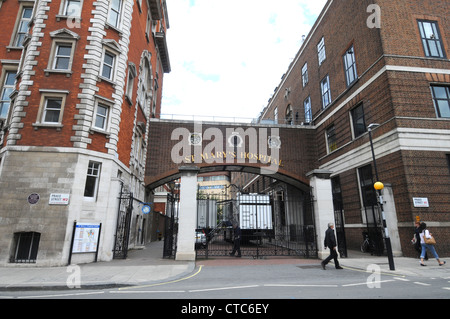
321, 223, 343, 270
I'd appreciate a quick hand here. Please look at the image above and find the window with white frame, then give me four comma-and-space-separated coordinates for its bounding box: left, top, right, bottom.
304, 96, 312, 124
343, 45, 357, 87
63, 0, 82, 16
302, 63, 308, 87
321, 75, 331, 109
53, 43, 73, 70
317, 37, 326, 66
84, 161, 101, 199
326, 125, 337, 153
46, 29, 80, 74
94, 103, 109, 130
0, 71, 17, 119
107, 0, 123, 28
42, 97, 63, 124
101, 50, 116, 81
34, 91, 68, 127
133, 130, 144, 165
126, 63, 137, 101
274, 107, 278, 124
13, 6, 33, 47
145, 9, 152, 39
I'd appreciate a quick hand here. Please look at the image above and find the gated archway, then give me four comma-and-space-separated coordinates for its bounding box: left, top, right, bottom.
145, 119, 340, 261
194, 185, 317, 259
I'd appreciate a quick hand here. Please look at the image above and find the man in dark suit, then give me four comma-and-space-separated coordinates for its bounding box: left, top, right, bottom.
321, 223, 343, 270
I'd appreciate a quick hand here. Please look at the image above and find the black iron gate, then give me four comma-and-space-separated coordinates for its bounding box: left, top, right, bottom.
195, 189, 317, 259
113, 191, 133, 259
163, 193, 179, 258
331, 176, 348, 258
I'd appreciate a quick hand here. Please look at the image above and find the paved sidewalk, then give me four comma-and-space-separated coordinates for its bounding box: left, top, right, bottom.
0, 242, 448, 291
0, 240, 195, 291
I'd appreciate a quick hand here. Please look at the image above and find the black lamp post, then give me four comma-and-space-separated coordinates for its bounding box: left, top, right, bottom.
368, 123, 395, 271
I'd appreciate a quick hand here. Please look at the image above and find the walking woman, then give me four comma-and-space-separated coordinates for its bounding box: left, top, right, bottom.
419, 222, 446, 267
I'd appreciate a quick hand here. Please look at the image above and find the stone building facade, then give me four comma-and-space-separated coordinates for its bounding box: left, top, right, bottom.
0, 0, 170, 266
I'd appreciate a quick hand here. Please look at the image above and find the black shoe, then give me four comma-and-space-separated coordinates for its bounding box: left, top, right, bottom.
229, 253, 234, 257
236, 255, 241, 258
336, 266, 343, 269
321, 261, 326, 270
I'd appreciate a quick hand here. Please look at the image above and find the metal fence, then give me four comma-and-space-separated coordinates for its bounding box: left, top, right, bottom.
195, 191, 317, 259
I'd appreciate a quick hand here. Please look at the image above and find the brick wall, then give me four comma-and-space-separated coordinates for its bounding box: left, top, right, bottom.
145, 120, 318, 189
256, 0, 450, 257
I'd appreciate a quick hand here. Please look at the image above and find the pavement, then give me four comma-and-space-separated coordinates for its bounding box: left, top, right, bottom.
0, 240, 448, 291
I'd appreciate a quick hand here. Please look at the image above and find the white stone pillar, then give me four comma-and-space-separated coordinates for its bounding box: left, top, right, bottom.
176, 166, 199, 261
382, 184, 402, 256
307, 169, 335, 260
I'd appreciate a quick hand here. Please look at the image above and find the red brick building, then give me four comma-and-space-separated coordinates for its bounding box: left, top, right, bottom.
237, 0, 450, 258
0, 0, 170, 265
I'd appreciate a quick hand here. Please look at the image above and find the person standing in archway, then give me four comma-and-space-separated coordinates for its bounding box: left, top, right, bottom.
321, 223, 343, 270
229, 222, 242, 257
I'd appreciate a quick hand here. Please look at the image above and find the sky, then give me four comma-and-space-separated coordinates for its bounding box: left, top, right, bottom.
161, 0, 328, 122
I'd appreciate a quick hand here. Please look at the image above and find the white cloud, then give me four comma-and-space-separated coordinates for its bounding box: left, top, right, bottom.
162, 0, 327, 121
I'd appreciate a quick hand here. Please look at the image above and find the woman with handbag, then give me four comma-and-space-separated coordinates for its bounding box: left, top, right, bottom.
419, 222, 446, 267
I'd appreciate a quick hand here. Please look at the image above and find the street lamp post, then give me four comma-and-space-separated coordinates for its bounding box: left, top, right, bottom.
368, 123, 395, 271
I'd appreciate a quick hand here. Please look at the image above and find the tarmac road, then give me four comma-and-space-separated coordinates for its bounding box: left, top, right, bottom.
1, 241, 449, 303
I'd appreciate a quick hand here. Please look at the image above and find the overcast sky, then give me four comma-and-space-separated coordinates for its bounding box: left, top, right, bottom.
161, 0, 327, 121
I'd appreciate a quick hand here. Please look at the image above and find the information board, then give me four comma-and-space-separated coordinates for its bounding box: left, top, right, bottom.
72, 223, 101, 253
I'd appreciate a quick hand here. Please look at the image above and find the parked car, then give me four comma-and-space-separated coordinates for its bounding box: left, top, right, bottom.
195, 229, 207, 248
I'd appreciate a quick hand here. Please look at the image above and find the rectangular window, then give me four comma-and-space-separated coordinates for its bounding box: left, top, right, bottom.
134, 131, 144, 164
302, 63, 308, 87
430, 86, 450, 118
64, 0, 82, 16
53, 44, 72, 70
107, 0, 122, 28
14, 7, 33, 47
84, 161, 101, 198
326, 125, 337, 153
0, 71, 17, 119
317, 37, 326, 66
321, 75, 331, 109
358, 165, 377, 207
274, 107, 278, 124
101, 51, 115, 80
304, 96, 312, 124
343, 45, 357, 86
126, 64, 137, 100
94, 103, 109, 130
351, 103, 366, 138
11, 232, 40, 264
418, 20, 446, 58
42, 97, 63, 123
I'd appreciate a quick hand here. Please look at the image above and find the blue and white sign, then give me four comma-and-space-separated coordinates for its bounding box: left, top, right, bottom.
142, 205, 152, 214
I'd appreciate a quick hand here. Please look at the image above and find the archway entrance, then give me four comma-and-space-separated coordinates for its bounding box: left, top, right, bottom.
146, 119, 339, 261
